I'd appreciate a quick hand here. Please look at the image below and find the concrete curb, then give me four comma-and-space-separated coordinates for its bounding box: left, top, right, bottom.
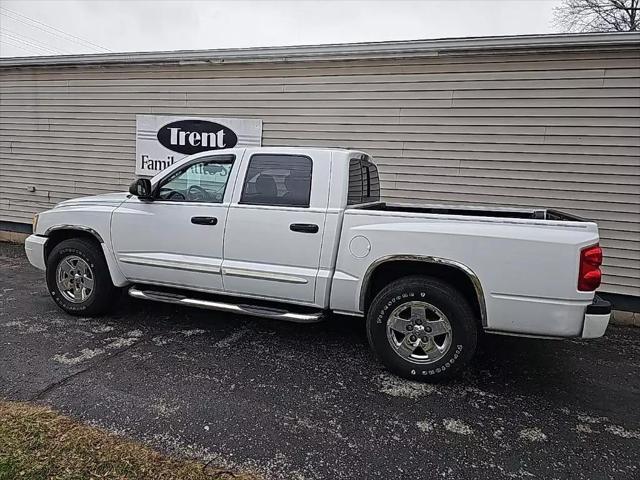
611, 310, 640, 327
0, 231, 29, 243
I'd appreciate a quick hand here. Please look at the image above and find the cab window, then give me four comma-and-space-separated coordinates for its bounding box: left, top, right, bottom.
240, 154, 312, 207
157, 155, 234, 203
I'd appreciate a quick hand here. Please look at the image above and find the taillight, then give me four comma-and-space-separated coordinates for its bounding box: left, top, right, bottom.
578, 244, 603, 291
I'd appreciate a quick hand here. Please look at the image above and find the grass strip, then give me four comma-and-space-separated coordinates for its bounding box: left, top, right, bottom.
0, 401, 256, 480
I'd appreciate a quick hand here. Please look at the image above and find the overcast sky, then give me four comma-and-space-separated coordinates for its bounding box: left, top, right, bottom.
0, 0, 564, 57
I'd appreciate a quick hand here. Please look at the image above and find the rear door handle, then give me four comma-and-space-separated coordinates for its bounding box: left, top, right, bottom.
290, 223, 319, 234
191, 216, 218, 226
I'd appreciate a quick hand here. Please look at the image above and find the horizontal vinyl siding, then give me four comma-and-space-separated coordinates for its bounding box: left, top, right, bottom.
1, 49, 639, 296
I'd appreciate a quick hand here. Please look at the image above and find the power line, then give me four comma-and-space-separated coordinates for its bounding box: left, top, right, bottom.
0, 27, 72, 55
0, 28, 61, 55
0, 6, 112, 52
0, 36, 44, 56
1, 37, 52, 56
0, 33, 59, 56
0, 6, 112, 53
0, 30, 64, 55
2, 42, 39, 56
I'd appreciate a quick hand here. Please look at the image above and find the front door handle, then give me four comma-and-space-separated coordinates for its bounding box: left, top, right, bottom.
191, 216, 218, 226
290, 223, 319, 234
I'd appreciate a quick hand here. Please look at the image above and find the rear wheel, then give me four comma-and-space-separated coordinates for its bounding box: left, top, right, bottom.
366, 275, 478, 382
46, 238, 118, 316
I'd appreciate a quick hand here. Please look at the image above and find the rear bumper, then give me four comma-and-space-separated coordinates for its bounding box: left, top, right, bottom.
581, 296, 611, 339
485, 293, 611, 339
24, 234, 47, 271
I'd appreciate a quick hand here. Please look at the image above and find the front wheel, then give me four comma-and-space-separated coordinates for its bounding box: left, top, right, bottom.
46, 238, 118, 316
366, 275, 478, 382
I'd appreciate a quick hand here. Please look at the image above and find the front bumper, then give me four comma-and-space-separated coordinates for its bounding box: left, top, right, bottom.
24, 234, 47, 271
581, 296, 611, 339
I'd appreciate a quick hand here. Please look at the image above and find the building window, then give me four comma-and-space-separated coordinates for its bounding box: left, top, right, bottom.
240, 154, 312, 207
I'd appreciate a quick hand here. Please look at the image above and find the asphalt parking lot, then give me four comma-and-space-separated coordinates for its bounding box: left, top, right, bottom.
1, 241, 639, 480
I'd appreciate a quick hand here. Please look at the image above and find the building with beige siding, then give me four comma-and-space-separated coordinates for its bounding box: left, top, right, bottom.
1, 33, 639, 301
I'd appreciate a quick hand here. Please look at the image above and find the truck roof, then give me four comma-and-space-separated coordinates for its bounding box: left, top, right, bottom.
244, 146, 367, 158
168, 147, 370, 169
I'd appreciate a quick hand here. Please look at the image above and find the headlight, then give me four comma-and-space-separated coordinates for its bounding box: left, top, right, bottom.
32, 214, 39, 232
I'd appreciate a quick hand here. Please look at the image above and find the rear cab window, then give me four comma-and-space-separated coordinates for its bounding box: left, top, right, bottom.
348, 155, 380, 205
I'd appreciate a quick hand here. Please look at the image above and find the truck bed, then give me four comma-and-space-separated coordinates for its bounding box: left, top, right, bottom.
352, 202, 586, 222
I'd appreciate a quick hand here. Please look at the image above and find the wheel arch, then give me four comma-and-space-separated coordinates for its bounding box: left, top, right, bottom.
43, 226, 129, 288
44, 226, 104, 262
360, 255, 487, 327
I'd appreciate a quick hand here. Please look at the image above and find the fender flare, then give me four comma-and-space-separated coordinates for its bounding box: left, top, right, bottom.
43, 225, 129, 287
359, 254, 487, 327
44, 225, 104, 243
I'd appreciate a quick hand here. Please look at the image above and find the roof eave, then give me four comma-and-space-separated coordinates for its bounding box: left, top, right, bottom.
1, 32, 639, 68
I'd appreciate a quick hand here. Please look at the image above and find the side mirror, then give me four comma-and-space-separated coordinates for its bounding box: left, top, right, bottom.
129, 178, 153, 199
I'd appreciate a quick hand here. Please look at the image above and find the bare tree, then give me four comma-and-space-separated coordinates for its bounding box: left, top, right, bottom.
554, 0, 640, 32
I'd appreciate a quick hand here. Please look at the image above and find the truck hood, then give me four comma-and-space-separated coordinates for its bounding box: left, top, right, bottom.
54, 192, 130, 209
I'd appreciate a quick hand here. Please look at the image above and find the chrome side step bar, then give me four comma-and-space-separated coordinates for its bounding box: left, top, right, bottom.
128, 286, 324, 323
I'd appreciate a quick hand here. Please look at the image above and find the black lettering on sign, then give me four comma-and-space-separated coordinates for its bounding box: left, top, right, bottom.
157, 119, 238, 155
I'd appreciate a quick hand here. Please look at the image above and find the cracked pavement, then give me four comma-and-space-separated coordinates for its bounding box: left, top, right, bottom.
1, 241, 639, 479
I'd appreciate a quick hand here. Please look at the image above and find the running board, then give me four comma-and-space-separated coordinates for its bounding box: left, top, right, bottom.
128, 286, 324, 323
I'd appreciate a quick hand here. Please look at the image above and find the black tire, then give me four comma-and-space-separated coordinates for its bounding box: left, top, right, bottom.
46, 238, 118, 316
366, 275, 478, 382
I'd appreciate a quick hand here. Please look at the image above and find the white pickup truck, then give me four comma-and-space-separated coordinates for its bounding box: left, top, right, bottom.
25, 147, 611, 381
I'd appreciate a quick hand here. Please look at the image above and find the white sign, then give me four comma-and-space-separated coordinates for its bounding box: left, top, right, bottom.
135, 115, 262, 176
